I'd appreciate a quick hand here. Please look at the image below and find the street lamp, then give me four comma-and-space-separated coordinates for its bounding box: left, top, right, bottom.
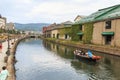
6, 29, 10, 56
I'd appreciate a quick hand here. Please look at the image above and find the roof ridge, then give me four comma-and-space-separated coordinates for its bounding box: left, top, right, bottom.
98, 4, 120, 11
95, 5, 120, 19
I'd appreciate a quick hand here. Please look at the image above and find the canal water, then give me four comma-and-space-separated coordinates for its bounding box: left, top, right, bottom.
15, 38, 120, 80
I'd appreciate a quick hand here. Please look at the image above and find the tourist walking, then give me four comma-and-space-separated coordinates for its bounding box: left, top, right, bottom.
0, 66, 9, 80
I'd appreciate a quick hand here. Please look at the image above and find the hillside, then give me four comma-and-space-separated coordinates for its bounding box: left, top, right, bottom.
14, 23, 50, 31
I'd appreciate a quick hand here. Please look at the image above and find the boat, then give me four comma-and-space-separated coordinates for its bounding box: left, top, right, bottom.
74, 50, 101, 62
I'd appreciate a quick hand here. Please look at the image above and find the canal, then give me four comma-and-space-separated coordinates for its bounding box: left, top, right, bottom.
15, 38, 120, 80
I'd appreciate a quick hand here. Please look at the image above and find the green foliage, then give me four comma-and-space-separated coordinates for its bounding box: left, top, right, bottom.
59, 28, 65, 35
8, 30, 20, 34
83, 23, 93, 44
0, 29, 5, 33
71, 23, 93, 43
8, 30, 15, 34
16, 31, 21, 34
59, 27, 71, 36
71, 24, 82, 41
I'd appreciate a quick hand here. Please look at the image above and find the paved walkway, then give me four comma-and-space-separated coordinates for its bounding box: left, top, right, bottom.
0, 39, 14, 71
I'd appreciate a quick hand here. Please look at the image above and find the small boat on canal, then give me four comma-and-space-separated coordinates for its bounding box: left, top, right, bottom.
74, 50, 101, 62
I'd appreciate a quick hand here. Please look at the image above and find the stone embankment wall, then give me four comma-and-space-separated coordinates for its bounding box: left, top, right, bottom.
43, 38, 120, 57
7, 36, 30, 80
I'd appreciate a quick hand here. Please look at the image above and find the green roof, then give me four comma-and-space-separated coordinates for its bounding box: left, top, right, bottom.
77, 32, 83, 35
95, 5, 120, 21
101, 32, 114, 36
74, 4, 120, 24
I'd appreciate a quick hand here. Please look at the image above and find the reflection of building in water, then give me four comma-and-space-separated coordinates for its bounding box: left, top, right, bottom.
42, 40, 120, 80
43, 41, 75, 59
51, 43, 57, 52
43, 41, 52, 51
102, 55, 120, 80
53, 44, 74, 59
71, 59, 115, 80
98, 56, 120, 80
56, 45, 59, 51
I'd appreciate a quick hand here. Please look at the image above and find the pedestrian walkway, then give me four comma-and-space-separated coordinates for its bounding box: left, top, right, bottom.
0, 39, 14, 71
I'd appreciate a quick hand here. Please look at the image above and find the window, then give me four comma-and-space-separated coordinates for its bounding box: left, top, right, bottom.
79, 25, 82, 30
49, 34, 51, 38
106, 21, 111, 29
105, 35, 112, 45
53, 34, 55, 38
65, 34, 67, 39
57, 34, 59, 39
79, 35, 82, 41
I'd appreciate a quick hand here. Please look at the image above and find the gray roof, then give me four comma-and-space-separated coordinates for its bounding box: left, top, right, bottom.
62, 21, 73, 25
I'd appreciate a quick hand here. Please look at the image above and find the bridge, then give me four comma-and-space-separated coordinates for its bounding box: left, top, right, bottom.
25, 31, 42, 38
29, 34, 42, 38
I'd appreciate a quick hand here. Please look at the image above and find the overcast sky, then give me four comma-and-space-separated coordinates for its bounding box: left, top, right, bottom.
0, 0, 120, 23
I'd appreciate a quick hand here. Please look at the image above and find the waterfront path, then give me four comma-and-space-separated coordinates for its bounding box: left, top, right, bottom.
0, 39, 15, 71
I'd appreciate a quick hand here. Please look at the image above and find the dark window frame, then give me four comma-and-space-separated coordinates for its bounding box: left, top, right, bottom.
79, 24, 82, 30
105, 20, 111, 29
79, 35, 82, 41
105, 35, 112, 45
53, 34, 55, 38
57, 33, 59, 39
65, 34, 68, 39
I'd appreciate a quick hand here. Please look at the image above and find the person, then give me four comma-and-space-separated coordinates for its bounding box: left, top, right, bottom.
0, 66, 9, 80
74, 49, 78, 55
86, 50, 93, 58
74, 49, 85, 56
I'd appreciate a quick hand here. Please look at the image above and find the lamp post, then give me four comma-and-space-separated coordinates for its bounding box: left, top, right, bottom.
6, 29, 10, 56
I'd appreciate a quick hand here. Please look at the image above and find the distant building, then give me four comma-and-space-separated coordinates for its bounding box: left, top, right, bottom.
6, 22, 15, 30
58, 21, 73, 40
42, 26, 47, 33
47, 23, 56, 38
42, 23, 56, 38
43, 21, 73, 40
74, 15, 85, 22
51, 23, 61, 38
0, 15, 6, 29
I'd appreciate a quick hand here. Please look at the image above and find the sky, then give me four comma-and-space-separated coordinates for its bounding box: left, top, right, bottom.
0, 0, 120, 24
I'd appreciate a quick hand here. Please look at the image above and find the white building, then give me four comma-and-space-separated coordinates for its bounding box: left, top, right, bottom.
74, 15, 85, 22
6, 22, 15, 30
0, 16, 6, 29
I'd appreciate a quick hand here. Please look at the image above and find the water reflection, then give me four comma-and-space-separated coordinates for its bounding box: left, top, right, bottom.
43, 41, 120, 80
43, 41, 75, 59
15, 39, 120, 80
